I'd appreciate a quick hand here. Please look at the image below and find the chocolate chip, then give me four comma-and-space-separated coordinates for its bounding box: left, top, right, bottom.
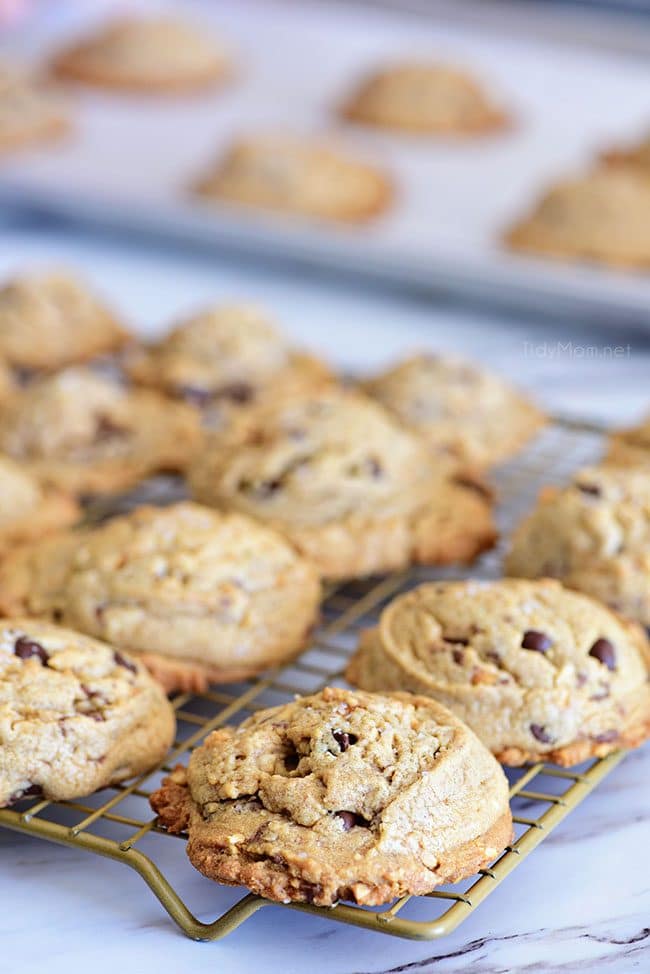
95, 415, 129, 442
214, 382, 253, 404
333, 731, 357, 752
445, 635, 469, 645
530, 723, 554, 744
336, 811, 364, 831
453, 475, 492, 500
114, 651, 137, 673
486, 650, 502, 666
577, 483, 601, 497
593, 730, 618, 743
522, 630, 553, 653
14, 636, 49, 664
366, 457, 383, 478
452, 649, 464, 665
589, 638, 616, 671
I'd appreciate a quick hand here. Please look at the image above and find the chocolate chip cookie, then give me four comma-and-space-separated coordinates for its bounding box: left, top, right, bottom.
605, 414, 650, 468
0, 367, 202, 495
0, 618, 175, 807
346, 578, 650, 766
189, 389, 496, 580
150, 686, 512, 906
505, 168, 650, 268
362, 353, 544, 470
51, 17, 229, 93
194, 136, 392, 223
0, 271, 129, 372
0, 502, 321, 694
0, 455, 79, 556
506, 466, 650, 627
0, 64, 69, 152
341, 62, 509, 135
127, 302, 332, 421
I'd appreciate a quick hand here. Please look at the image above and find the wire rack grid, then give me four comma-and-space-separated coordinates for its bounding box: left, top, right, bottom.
0, 415, 625, 943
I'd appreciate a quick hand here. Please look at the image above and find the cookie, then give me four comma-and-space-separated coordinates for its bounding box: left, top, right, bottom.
0, 367, 202, 495
362, 353, 544, 470
150, 686, 512, 906
51, 18, 229, 94
0, 360, 14, 404
347, 578, 650, 767
0, 271, 129, 372
126, 302, 332, 422
601, 132, 650, 172
0, 64, 69, 152
0, 455, 79, 557
504, 168, 650, 268
0, 502, 321, 694
189, 389, 497, 580
194, 137, 392, 223
605, 414, 650, 468
506, 466, 650, 627
0, 618, 175, 807
341, 62, 509, 135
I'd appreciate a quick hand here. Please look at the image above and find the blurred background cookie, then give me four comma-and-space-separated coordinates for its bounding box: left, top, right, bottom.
0, 63, 69, 152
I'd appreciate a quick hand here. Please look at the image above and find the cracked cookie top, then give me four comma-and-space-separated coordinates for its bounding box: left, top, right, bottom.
506, 465, 650, 626
0, 503, 321, 690
341, 62, 509, 135
347, 578, 650, 766
127, 302, 331, 415
0, 64, 69, 152
0, 271, 128, 372
0, 617, 175, 807
151, 686, 511, 906
194, 136, 392, 223
362, 353, 544, 469
0, 367, 201, 494
51, 18, 229, 93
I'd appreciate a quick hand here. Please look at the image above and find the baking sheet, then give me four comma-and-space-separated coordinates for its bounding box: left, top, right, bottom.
4, 0, 650, 321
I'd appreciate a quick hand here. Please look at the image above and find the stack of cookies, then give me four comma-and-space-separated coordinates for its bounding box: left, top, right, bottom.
0, 267, 648, 912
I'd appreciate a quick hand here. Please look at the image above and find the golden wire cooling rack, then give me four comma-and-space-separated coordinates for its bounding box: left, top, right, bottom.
0, 415, 626, 942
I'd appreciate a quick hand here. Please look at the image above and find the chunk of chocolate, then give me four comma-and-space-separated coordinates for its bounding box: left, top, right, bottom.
530, 723, 554, 744
14, 636, 49, 664
589, 638, 616, 671
522, 630, 553, 654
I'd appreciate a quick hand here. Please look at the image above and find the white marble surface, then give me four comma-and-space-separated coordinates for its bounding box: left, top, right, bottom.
0, 225, 649, 974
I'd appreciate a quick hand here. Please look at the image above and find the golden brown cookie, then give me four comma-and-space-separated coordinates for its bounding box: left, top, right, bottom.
0, 502, 321, 694
346, 578, 650, 766
504, 168, 650, 268
0, 455, 79, 557
362, 353, 544, 470
0, 617, 175, 807
51, 18, 229, 94
0, 64, 69, 152
341, 62, 509, 135
194, 136, 392, 223
150, 686, 512, 906
506, 466, 650, 627
126, 302, 333, 421
189, 389, 496, 580
0, 271, 129, 372
0, 367, 202, 495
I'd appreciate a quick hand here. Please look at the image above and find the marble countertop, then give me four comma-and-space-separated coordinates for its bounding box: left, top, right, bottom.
0, 223, 649, 974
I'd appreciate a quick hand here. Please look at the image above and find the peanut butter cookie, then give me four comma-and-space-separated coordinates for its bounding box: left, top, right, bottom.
127, 302, 332, 421
0, 367, 201, 495
347, 578, 650, 766
506, 466, 650, 627
194, 137, 392, 223
150, 686, 512, 906
0, 503, 321, 694
341, 63, 509, 135
0, 618, 175, 807
0, 271, 129, 372
362, 353, 544, 470
505, 168, 650, 268
189, 389, 496, 580
51, 18, 229, 94
0, 455, 79, 556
